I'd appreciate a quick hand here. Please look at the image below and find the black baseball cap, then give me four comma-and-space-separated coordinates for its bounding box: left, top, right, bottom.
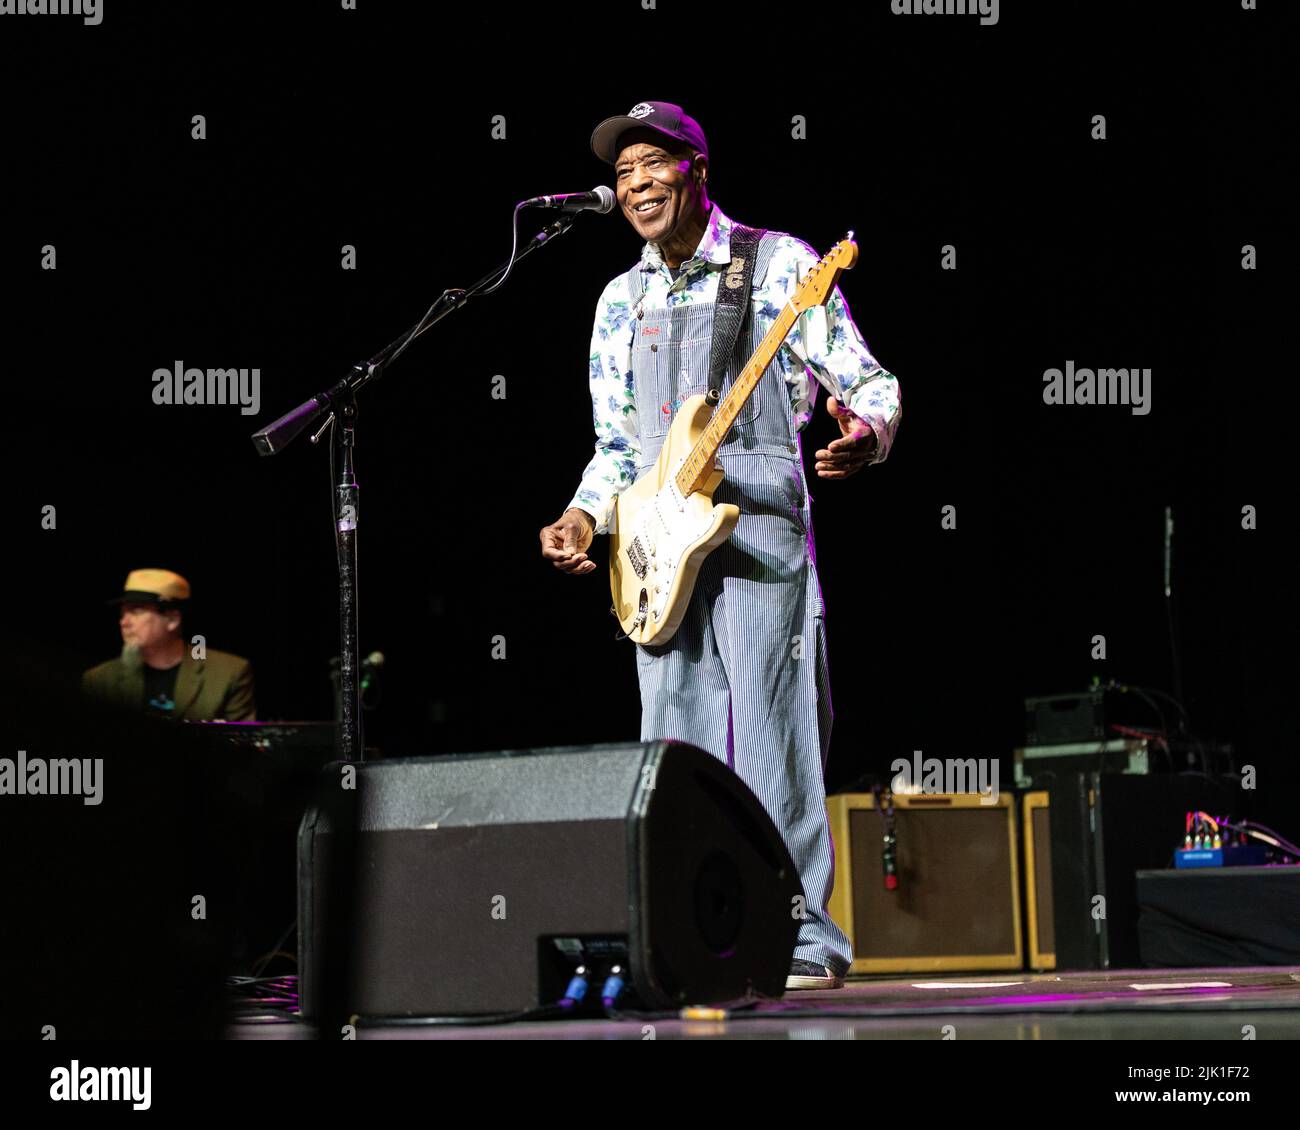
591, 101, 709, 165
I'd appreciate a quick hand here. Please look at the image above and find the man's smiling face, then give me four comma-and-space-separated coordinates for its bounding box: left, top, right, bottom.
614, 134, 707, 245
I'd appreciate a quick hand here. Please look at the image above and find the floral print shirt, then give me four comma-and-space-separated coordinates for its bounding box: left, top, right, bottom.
566, 203, 902, 534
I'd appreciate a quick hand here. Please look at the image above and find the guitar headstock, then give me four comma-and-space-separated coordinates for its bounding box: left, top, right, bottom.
790, 233, 859, 314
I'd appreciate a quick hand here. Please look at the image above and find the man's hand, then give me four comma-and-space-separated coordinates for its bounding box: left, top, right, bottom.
815, 397, 877, 479
540, 508, 597, 575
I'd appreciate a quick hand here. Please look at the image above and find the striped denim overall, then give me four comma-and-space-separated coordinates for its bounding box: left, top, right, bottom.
626, 233, 853, 975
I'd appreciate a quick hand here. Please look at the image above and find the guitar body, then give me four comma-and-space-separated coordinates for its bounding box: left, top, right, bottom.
610, 393, 739, 645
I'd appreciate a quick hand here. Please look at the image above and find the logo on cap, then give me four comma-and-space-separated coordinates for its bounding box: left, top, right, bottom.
628, 103, 656, 119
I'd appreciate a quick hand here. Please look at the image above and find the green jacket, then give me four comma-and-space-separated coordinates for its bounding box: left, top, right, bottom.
81, 648, 256, 721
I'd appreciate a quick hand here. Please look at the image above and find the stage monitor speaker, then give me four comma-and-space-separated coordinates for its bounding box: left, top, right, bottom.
1045, 771, 1236, 970
298, 740, 800, 1018
826, 793, 1023, 974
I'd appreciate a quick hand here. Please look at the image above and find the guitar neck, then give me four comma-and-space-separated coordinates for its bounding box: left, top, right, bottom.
675, 300, 799, 497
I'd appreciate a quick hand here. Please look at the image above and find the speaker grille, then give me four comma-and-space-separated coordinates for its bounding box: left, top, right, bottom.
848, 807, 1017, 957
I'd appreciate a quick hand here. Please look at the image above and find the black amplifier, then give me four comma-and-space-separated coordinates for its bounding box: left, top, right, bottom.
1025, 692, 1105, 746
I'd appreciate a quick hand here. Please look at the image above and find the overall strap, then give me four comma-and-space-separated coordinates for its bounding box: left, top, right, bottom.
706, 223, 768, 402
625, 260, 646, 307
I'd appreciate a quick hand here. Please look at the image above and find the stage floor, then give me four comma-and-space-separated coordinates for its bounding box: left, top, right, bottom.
228, 965, 1300, 1040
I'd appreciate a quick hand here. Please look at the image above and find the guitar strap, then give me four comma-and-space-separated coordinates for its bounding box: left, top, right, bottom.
706, 223, 768, 406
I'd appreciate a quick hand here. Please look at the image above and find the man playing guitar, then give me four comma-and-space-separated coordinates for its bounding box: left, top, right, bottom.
539, 102, 901, 990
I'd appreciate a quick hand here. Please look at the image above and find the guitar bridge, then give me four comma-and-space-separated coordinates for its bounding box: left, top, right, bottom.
626, 536, 649, 580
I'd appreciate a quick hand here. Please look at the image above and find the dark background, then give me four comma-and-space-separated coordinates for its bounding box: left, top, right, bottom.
6, 3, 1291, 815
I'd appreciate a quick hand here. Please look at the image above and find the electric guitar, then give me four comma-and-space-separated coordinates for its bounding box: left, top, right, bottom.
609, 234, 858, 644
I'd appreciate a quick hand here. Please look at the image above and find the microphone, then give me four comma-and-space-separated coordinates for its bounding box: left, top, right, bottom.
873, 784, 899, 892
329, 651, 384, 673
882, 829, 898, 891
523, 186, 616, 214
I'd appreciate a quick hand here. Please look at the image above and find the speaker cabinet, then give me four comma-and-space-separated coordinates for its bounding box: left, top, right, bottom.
1044, 771, 1235, 969
299, 740, 801, 1018
1023, 791, 1055, 969
826, 793, 1023, 974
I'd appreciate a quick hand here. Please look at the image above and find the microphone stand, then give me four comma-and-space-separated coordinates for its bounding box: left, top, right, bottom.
252, 213, 583, 761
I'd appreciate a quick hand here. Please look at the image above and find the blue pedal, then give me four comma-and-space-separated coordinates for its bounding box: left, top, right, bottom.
1174, 845, 1269, 869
